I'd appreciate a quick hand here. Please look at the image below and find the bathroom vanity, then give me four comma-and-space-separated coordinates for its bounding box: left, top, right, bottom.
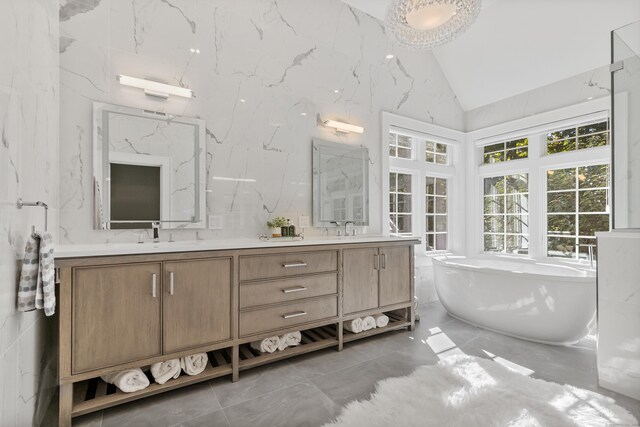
54, 237, 418, 426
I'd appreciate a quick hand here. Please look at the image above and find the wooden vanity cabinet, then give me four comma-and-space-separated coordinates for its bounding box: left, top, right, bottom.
342, 245, 412, 314
72, 263, 162, 373
162, 258, 231, 353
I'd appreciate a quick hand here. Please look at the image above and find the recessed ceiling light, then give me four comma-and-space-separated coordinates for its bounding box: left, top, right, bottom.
301, 112, 307, 116
587, 96, 593, 100
190, 48, 200, 54
240, 98, 246, 103
386, 54, 394, 59
333, 89, 340, 93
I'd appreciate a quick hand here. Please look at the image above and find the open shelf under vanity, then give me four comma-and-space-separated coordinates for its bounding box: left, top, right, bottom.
71, 348, 233, 417
342, 312, 412, 343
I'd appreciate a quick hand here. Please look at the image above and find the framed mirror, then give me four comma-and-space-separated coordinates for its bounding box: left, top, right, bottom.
93, 102, 206, 230
312, 139, 369, 227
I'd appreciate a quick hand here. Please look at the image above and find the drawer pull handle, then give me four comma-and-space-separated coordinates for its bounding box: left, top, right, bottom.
169, 272, 175, 296
282, 286, 308, 294
283, 311, 307, 319
152, 273, 157, 298
282, 262, 308, 268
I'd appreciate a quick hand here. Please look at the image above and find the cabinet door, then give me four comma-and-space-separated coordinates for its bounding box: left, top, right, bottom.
163, 258, 232, 354
72, 263, 162, 373
379, 245, 411, 307
343, 248, 379, 314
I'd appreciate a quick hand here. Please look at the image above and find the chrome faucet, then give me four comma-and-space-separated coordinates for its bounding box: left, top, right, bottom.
344, 221, 355, 237
330, 221, 343, 236
576, 244, 596, 269
152, 221, 160, 243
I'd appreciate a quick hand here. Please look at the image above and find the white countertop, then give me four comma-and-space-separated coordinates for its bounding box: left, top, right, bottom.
54, 236, 420, 258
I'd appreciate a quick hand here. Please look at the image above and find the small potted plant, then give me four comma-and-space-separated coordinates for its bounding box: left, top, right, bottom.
266, 217, 288, 237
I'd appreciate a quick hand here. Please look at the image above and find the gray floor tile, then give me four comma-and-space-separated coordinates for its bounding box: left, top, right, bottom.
287, 347, 369, 379
223, 382, 340, 427
73, 411, 103, 427
417, 302, 456, 328
100, 382, 222, 427
210, 360, 307, 408
170, 409, 230, 427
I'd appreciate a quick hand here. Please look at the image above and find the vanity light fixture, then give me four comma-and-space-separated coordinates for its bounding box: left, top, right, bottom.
324, 120, 364, 134
117, 75, 193, 99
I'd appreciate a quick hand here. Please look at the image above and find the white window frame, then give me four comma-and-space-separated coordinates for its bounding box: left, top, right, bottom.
381, 112, 465, 256
466, 98, 612, 260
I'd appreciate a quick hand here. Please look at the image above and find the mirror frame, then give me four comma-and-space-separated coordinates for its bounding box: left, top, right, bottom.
312, 139, 369, 227
93, 102, 206, 230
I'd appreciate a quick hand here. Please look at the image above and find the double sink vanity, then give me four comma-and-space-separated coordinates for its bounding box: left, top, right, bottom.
52, 102, 419, 426
55, 236, 418, 425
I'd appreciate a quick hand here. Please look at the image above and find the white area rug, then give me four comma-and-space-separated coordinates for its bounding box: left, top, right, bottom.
325, 355, 638, 427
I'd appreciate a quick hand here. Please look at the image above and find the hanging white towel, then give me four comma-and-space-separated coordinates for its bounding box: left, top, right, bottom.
18, 232, 55, 316
344, 318, 364, 333
101, 368, 149, 393
180, 353, 208, 376
362, 316, 377, 331
373, 314, 390, 328
250, 336, 280, 353
150, 359, 181, 385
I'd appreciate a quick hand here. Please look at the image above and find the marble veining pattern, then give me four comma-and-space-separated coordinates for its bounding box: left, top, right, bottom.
0, 0, 59, 425
58, 0, 465, 245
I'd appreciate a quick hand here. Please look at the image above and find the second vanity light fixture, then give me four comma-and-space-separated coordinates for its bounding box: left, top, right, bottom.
324, 120, 365, 134
117, 75, 193, 99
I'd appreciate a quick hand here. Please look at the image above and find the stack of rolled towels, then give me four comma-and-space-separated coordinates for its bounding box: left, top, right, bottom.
100, 352, 209, 393
250, 331, 302, 354
344, 314, 389, 334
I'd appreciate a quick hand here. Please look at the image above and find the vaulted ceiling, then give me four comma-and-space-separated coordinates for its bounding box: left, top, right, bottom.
342, 0, 640, 110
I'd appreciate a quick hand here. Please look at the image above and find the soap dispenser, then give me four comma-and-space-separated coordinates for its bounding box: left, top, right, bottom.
288, 219, 296, 237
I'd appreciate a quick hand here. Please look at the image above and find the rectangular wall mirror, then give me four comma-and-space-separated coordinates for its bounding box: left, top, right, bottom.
312, 139, 369, 227
93, 102, 206, 230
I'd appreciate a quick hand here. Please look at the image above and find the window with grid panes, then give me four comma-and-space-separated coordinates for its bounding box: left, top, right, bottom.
546, 120, 609, 155
546, 164, 610, 258
425, 140, 448, 165
389, 172, 412, 236
483, 138, 528, 164
388, 132, 413, 159
483, 174, 529, 254
425, 177, 447, 251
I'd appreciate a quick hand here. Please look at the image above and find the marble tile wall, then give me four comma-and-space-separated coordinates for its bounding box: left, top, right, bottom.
465, 65, 611, 131
58, 0, 465, 245
0, 0, 59, 426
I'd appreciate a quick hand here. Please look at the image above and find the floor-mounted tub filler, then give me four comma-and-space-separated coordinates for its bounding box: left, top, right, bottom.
433, 256, 596, 345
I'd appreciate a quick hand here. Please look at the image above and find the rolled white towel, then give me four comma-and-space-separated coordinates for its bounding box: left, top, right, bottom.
250, 336, 280, 353
101, 368, 149, 393
344, 318, 364, 333
150, 359, 181, 385
362, 316, 377, 331
373, 314, 389, 328
180, 353, 209, 376
278, 331, 302, 351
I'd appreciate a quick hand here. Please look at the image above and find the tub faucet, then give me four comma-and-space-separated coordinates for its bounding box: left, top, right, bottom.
576, 244, 596, 269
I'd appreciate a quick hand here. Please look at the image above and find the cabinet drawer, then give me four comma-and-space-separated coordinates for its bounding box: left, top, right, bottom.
240, 274, 338, 309
239, 251, 338, 281
239, 296, 338, 337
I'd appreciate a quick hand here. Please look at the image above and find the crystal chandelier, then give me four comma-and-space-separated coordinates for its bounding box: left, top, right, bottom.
385, 0, 481, 50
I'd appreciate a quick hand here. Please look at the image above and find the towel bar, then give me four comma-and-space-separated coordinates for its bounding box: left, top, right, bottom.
17, 198, 49, 233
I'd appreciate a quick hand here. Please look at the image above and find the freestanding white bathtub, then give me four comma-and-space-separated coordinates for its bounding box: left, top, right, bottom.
433, 256, 596, 345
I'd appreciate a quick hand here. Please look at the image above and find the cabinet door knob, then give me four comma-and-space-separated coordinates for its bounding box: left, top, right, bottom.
169, 272, 175, 296
282, 286, 308, 293
282, 262, 308, 268
283, 311, 307, 319
152, 273, 157, 298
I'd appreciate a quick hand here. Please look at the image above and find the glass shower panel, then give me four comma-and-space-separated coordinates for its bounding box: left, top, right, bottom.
612, 22, 640, 229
